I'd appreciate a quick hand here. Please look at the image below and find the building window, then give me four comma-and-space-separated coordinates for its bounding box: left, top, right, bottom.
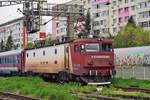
139, 11, 150, 18
88, 0, 90, 4
130, 0, 134, 2
124, 7, 129, 12
96, 4, 99, 9
119, 17, 123, 23
125, 16, 129, 22
113, 10, 116, 15
95, 13, 99, 17
125, 0, 128, 3
139, 21, 150, 27
118, 8, 123, 14
139, 2, 147, 8
118, 0, 122, 4
113, 1, 116, 6
113, 28, 117, 33
113, 19, 116, 24
131, 6, 135, 11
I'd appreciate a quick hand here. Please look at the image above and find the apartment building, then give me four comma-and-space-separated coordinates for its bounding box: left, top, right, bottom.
52, 0, 90, 40
0, 17, 24, 49
91, 0, 150, 37
0, 17, 47, 49
137, 0, 150, 30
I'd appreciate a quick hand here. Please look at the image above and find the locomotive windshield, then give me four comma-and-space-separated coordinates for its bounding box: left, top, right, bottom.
102, 43, 112, 52
74, 43, 112, 52
85, 43, 100, 52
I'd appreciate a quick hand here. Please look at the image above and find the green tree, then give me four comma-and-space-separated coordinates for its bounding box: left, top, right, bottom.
114, 16, 150, 48
26, 42, 34, 49
45, 37, 51, 46
85, 10, 91, 36
0, 40, 5, 52
126, 16, 136, 28
140, 30, 150, 46
5, 35, 14, 51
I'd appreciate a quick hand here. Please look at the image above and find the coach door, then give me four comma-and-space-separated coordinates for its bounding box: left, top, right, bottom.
64, 46, 69, 72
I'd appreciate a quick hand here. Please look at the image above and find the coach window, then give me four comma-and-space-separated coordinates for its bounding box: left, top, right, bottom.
13, 56, 15, 64
0, 58, 1, 64
15, 56, 18, 64
5, 57, 7, 64
7, 57, 9, 64
43, 51, 45, 56
10, 56, 12, 64
2, 57, 4, 64
1, 57, 3, 64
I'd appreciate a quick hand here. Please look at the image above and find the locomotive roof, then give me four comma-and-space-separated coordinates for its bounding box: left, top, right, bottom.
25, 38, 113, 50
0, 49, 23, 56
73, 38, 113, 43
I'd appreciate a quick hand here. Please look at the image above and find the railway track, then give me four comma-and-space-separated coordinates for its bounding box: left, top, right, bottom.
115, 86, 150, 94
0, 92, 40, 100
76, 92, 150, 100
73, 93, 117, 100
72, 86, 150, 100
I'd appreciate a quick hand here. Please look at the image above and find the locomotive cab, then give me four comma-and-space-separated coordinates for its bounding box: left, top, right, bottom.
70, 38, 115, 85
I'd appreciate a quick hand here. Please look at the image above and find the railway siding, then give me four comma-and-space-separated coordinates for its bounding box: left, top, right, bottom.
0, 92, 40, 100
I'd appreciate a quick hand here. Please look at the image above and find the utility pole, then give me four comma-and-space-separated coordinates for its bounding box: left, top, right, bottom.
0, 0, 84, 47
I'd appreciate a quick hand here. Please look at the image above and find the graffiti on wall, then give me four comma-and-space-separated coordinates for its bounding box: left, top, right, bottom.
115, 51, 150, 67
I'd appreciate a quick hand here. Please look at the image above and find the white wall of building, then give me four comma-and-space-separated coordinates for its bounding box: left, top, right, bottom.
0, 18, 23, 49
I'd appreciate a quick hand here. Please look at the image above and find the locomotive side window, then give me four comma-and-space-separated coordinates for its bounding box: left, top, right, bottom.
102, 44, 112, 52
55, 49, 57, 54
80, 44, 85, 52
33, 52, 35, 57
85, 43, 100, 52
74, 45, 80, 52
43, 51, 45, 56
27, 53, 28, 57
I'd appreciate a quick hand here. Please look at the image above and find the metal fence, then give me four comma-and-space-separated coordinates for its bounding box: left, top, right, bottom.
115, 66, 150, 80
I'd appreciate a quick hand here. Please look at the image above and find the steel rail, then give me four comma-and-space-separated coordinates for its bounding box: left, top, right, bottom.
0, 92, 41, 100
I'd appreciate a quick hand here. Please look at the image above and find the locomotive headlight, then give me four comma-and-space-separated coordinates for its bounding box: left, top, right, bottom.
88, 60, 94, 65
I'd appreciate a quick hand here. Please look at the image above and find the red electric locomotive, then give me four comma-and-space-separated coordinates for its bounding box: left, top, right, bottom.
0, 38, 115, 85
69, 38, 115, 84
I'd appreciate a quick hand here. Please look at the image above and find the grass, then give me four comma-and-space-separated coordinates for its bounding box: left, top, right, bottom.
0, 76, 150, 100
112, 77, 150, 88
99, 86, 150, 97
97, 77, 150, 98
0, 76, 97, 100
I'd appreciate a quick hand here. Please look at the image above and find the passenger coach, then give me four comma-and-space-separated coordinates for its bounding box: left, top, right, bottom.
0, 49, 24, 74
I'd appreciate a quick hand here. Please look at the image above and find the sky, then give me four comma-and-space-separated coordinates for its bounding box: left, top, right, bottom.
0, 0, 71, 33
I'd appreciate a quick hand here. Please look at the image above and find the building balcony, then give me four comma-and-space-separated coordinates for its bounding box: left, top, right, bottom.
92, 0, 110, 5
